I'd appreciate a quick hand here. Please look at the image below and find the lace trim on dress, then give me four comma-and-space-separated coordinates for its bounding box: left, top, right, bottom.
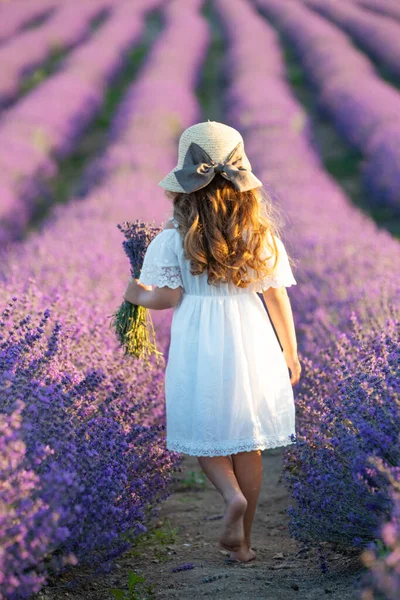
139, 264, 183, 289
250, 273, 297, 293
166, 433, 297, 456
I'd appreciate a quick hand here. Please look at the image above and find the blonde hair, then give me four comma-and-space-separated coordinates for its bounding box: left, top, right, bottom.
166, 174, 293, 288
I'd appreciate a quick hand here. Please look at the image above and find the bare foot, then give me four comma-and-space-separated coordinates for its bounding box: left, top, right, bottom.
219, 493, 247, 552
229, 544, 257, 562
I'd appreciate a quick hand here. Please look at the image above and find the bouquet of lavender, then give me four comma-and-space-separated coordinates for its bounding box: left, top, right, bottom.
109, 219, 164, 367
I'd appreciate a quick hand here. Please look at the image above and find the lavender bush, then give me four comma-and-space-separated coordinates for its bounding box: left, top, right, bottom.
0, 1, 110, 108
353, 0, 400, 21
256, 0, 400, 215
304, 0, 400, 81
215, 0, 400, 576
81, 0, 208, 194
0, 297, 177, 600
360, 463, 400, 600
0, 0, 161, 247
0, 0, 208, 596
0, 0, 56, 44
284, 312, 399, 549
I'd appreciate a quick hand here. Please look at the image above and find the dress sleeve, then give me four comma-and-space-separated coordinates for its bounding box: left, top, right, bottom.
251, 234, 297, 293
138, 232, 184, 290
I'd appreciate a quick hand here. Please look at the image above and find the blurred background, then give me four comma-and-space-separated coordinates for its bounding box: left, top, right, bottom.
1, 1, 400, 599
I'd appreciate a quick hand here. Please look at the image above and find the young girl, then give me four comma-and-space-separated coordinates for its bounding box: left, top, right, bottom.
124, 121, 301, 564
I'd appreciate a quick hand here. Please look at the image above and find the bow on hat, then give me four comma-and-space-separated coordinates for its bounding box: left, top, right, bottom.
173, 141, 262, 193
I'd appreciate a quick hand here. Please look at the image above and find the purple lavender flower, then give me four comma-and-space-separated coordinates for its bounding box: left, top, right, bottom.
0, 0, 56, 45
353, 0, 400, 21
109, 220, 165, 366
0, 1, 157, 246
171, 562, 196, 573
0, 1, 208, 597
360, 462, 400, 600
306, 0, 400, 81
118, 220, 163, 279
215, 0, 400, 578
256, 0, 400, 213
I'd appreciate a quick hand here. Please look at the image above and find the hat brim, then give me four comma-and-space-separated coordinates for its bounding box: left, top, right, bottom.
158, 167, 186, 193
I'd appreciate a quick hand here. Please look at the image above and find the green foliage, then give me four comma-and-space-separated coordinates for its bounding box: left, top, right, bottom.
373, 538, 392, 561
20, 68, 47, 93
109, 300, 164, 367
94, 11, 163, 129
109, 570, 155, 600
150, 520, 179, 546
20, 46, 65, 96
197, 0, 227, 121
179, 469, 207, 490
125, 519, 179, 561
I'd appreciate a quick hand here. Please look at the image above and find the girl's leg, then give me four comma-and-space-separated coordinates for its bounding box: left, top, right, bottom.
230, 449, 263, 555
197, 455, 247, 551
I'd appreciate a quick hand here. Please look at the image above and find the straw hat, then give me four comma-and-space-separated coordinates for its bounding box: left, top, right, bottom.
158, 120, 263, 193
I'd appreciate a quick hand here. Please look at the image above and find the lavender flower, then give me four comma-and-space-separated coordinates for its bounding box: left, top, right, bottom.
355, 0, 400, 21
0, 2, 110, 108
360, 461, 400, 600
171, 562, 196, 573
0, 1, 156, 246
0, 0, 56, 44
256, 0, 400, 213
216, 0, 400, 578
109, 220, 164, 366
0, 300, 180, 599
119, 220, 163, 279
0, 1, 208, 596
306, 0, 400, 81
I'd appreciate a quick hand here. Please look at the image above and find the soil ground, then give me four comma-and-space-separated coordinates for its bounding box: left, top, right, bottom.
34, 449, 367, 600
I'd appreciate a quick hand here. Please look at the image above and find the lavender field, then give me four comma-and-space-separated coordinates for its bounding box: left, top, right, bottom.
0, 0, 399, 599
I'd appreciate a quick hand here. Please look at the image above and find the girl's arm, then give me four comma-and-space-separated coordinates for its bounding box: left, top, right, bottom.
262, 286, 301, 385
124, 278, 183, 310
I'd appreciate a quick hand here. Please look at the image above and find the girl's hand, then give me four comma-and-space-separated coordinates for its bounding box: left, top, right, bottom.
283, 352, 302, 386
123, 277, 152, 305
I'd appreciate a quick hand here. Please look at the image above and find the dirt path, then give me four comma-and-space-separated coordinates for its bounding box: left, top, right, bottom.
36, 449, 367, 600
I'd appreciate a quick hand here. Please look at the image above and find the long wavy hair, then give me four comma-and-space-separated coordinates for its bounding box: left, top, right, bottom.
165, 174, 294, 288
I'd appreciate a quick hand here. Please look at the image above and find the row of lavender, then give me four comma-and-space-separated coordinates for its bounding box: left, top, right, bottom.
0, 0, 56, 44
0, 1, 109, 108
0, 1, 155, 248
256, 0, 400, 216
0, 1, 209, 598
353, 0, 400, 21
303, 0, 400, 80
217, 0, 400, 596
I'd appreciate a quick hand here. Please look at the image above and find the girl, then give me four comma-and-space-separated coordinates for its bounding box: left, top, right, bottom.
124, 121, 301, 564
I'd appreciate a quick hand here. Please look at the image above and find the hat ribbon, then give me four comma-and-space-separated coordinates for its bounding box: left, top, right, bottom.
173, 141, 261, 193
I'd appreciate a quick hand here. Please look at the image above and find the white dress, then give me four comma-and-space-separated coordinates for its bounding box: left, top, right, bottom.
138, 216, 298, 457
